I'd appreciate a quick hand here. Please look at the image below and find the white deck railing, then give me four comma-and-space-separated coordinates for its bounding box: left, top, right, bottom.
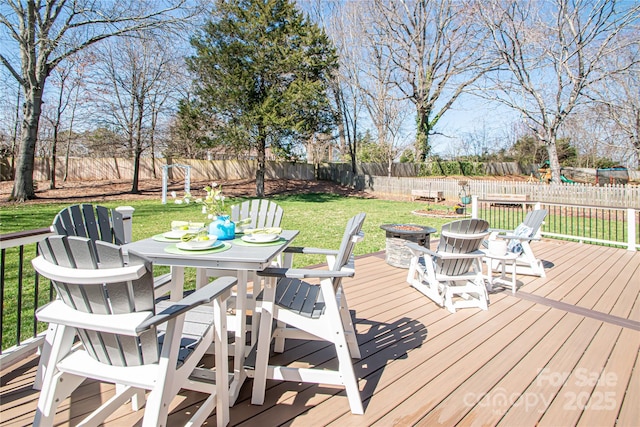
470, 196, 639, 251
366, 177, 640, 209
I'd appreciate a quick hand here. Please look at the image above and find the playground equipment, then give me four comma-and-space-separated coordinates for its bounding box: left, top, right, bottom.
538, 161, 551, 183
538, 160, 576, 184
161, 164, 191, 204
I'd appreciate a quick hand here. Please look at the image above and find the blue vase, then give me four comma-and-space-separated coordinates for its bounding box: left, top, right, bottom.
208, 215, 235, 240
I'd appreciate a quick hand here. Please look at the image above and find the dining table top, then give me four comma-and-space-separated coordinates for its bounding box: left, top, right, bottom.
123, 229, 299, 271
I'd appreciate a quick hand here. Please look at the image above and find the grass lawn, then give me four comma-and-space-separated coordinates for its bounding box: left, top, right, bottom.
1, 193, 457, 261
1, 193, 458, 350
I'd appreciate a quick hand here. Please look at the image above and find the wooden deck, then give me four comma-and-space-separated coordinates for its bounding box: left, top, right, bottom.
2, 239, 639, 426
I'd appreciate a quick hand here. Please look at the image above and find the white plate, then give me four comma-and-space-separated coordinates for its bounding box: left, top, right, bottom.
163, 230, 188, 239
176, 241, 223, 251
241, 234, 280, 243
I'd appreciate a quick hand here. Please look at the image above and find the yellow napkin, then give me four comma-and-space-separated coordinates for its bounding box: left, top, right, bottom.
243, 227, 282, 235
236, 218, 252, 226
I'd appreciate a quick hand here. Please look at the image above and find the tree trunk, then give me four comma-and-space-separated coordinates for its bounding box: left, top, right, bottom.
10, 86, 21, 179
256, 126, 266, 198
49, 78, 66, 190
131, 148, 141, 194
49, 130, 57, 190
150, 107, 158, 179
333, 85, 346, 159
64, 86, 79, 182
11, 85, 43, 201
546, 134, 562, 184
130, 99, 144, 194
416, 105, 432, 162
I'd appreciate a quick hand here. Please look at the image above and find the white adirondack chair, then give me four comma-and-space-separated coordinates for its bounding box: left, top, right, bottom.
487, 209, 548, 277
206, 199, 284, 343
230, 199, 284, 231
32, 235, 235, 427
406, 219, 490, 313
250, 213, 366, 414
52, 204, 173, 297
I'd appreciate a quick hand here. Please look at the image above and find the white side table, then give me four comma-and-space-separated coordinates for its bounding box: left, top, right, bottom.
483, 251, 519, 294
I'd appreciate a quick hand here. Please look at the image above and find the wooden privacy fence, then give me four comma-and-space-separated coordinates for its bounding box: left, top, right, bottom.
24, 157, 316, 182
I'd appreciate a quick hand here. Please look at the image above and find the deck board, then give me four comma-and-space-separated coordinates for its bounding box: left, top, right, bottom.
615, 346, 640, 426
458, 307, 574, 426
1, 239, 639, 426
576, 327, 638, 426
538, 321, 624, 426
497, 315, 604, 426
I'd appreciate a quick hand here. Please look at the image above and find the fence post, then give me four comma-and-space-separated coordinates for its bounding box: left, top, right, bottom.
627, 208, 637, 251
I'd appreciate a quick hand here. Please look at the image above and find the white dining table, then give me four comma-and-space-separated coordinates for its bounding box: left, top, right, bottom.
123, 230, 299, 405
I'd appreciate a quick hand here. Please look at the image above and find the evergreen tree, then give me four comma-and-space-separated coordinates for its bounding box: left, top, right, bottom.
187, 0, 338, 197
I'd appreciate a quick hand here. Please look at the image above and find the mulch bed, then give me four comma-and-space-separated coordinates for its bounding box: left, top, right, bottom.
412, 209, 469, 218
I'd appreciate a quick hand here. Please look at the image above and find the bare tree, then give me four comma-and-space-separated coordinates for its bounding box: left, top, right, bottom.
61, 54, 93, 182
0, 0, 195, 201
355, 3, 411, 176
371, 0, 493, 162
89, 32, 184, 193
478, 0, 640, 183
304, 0, 363, 173
42, 61, 77, 189
0, 69, 21, 177
326, 1, 366, 173
318, 0, 411, 175
591, 61, 640, 168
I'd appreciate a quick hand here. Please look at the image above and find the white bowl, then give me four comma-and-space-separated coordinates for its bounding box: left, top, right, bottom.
250, 233, 279, 242
183, 236, 218, 249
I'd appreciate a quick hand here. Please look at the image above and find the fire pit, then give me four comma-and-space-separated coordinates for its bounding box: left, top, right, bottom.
380, 223, 437, 268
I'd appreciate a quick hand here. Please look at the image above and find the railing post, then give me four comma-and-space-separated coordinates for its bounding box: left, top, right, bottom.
627, 208, 637, 251
471, 195, 478, 219
115, 206, 135, 244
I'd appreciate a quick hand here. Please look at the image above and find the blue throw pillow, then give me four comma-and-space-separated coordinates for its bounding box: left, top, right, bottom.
508, 224, 533, 254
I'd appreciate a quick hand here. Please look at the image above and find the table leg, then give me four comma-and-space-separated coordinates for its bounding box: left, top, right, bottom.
251, 275, 276, 406
483, 258, 494, 292
170, 267, 185, 301
228, 269, 248, 405
195, 267, 207, 290
499, 259, 507, 283
485, 257, 518, 294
